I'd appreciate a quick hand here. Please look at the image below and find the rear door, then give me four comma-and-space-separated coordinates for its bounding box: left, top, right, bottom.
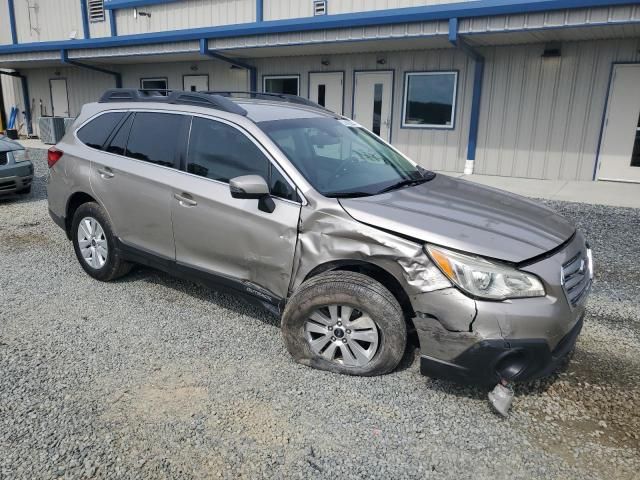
170, 115, 301, 299
90, 111, 190, 260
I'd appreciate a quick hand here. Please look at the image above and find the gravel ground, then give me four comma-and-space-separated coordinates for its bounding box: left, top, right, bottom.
1, 151, 639, 479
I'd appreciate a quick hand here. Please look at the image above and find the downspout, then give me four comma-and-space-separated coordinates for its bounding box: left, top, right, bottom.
61, 50, 122, 88
80, 0, 91, 39
8, 0, 17, 44
109, 9, 118, 36
449, 17, 483, 175
199, 38, 257, 92
256, 0, 263, 22
0, 70, 33, 136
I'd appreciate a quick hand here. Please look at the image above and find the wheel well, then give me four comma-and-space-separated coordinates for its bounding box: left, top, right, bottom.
304, 261, 416, 322
65, 192, 96, 238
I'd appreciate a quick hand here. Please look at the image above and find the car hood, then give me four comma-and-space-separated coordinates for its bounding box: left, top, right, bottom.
338, 174, 575, 263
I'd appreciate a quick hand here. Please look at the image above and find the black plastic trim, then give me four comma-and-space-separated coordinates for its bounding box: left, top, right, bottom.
420, 315, 584, 386
48, 208, 66, 231
115, 238, 284, 311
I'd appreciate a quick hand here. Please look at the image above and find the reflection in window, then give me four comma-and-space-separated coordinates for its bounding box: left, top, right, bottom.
402, 72, 457, 128
125, 113, 186, 167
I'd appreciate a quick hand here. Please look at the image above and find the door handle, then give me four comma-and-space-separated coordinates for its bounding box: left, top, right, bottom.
174, 192, 197, 207
97, 167, 114, 179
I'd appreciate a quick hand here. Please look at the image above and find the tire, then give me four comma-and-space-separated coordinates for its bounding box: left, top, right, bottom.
282, 271, 406, 376
71, 202, 132, 282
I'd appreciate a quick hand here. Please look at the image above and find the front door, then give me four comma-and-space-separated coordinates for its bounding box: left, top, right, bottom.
171, 116, 301, 299
598, 64, 640, 182
352, 71, 393, 141
50, 78, 69, 117
183, 75, 209, 92
309, 72, 344, 114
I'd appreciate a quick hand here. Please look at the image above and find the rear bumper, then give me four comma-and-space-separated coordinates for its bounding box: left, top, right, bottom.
420, 315, 583, 386
0, 161, 34, 195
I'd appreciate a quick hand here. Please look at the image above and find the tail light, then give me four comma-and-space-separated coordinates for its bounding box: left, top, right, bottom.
48, 147, 63, 168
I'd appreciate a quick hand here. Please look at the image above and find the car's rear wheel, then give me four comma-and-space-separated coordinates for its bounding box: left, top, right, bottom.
71, 202, 131, 281
281, 271, 406, 376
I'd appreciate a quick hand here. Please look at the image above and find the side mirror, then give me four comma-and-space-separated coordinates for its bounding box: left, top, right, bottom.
229, 174, 276, 213
229, 175, 269, 199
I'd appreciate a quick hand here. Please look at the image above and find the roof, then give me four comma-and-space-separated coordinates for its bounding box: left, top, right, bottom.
235, 100, 338, 123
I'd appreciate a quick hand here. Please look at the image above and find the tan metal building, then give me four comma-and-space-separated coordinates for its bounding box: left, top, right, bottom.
1, 0, 639, 182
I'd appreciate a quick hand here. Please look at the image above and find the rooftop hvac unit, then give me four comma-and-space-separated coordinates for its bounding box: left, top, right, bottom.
39, 117, 66, 145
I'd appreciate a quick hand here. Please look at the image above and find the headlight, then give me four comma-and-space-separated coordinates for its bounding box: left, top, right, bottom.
425, 245, 545, 300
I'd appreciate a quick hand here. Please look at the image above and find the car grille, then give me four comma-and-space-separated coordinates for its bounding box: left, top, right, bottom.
561, 247, 593, 308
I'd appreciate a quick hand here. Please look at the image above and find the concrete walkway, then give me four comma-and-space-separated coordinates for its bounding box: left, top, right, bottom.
17, 138, 639, 209
438, 171, 640, 209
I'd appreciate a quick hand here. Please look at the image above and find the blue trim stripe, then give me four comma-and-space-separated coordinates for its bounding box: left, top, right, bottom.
1, 0, 639, 54
104, 0, 181, 10
109, 9, 118, 36
8, 0, 17, 44
80, 0, 91, 39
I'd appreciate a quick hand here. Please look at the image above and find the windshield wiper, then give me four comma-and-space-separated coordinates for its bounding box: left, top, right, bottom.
376, 177, 430, 194
325, 191, 373, 198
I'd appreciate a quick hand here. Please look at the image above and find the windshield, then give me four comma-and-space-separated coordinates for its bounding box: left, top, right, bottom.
258, 117, 429, 197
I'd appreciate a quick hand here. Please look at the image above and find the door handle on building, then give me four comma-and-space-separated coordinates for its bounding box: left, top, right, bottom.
97, 167, 114, 179
174, 192, 197, 207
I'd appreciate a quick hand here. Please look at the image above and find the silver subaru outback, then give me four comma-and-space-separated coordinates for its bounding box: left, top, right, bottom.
48, 89, 592, 392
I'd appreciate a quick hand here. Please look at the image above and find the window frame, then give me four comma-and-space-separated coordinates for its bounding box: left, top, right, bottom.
140, 77, 169, 94
262, 75, 301, 96
182, 113, 304, 205
401, 71, 458, 130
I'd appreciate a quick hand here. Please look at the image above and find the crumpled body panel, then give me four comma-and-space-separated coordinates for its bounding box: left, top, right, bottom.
289, 204, 450, 297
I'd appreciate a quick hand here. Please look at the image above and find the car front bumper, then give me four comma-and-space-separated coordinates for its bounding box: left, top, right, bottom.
410, 231, 591, 386
0, 161, 34, 195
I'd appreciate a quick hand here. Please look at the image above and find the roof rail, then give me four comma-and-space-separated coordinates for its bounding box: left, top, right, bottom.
98, 89, 247, 116
204, 91, 331, 111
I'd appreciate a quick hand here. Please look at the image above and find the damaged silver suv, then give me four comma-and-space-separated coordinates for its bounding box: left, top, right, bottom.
48, 89, 592, 390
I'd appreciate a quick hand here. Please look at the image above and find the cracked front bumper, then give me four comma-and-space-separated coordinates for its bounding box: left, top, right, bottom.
410, 232, 589, 386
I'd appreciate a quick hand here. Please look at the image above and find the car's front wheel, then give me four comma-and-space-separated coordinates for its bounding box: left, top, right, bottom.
71, 202, 131, 281
281, 271, 406, 376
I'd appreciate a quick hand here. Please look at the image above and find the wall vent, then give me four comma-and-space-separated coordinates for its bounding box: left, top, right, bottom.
87, 0, 105, 23
313, 0, 327, 16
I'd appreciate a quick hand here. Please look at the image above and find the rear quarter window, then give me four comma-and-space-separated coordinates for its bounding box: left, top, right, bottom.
77, 112, 126, 150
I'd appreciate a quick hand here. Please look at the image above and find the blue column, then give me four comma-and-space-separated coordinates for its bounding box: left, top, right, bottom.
8, 0, 17, 44
80, 0, 91, 39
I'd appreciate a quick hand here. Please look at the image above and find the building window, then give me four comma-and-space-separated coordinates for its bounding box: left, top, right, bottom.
402, 72, 458, 129
263, 75, 299, 96
87, 0, 105, 23
140, 77, 169, 95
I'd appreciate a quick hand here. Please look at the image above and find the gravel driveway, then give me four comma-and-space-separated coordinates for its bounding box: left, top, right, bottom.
1, 151, 639, 479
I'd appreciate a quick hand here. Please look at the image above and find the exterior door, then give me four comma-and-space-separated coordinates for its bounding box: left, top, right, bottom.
598, 64, 640, 182
91, 111, 190, 260
171, 116, 301, 298
309, 72, 343, 114
50, 79, 69, 117
183, 75, 209, 92
352, 71, 393, 141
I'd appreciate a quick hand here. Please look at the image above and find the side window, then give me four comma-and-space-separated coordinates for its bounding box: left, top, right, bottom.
187, 117, 269, 183
105, 114, 133, 156
77, 112, 126, 150
125, 112, 187, 168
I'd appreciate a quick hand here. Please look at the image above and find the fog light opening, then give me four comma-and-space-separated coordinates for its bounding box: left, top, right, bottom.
495, 350, 529, 381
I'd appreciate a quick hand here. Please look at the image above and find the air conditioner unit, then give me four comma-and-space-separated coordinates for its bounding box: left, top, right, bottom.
39, 117, 66, 144
63, 117, 76, 134
313, 0, 327, 16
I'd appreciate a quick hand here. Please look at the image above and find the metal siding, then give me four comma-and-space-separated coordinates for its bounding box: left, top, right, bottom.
14, 0, 84, 42
89, 13, 115, 39
1, 74, 21, 130
254, 48, 471, 172
263, 0, 478, 20
0, 1, 12, 45
474, 38, 640, 181
114, 0, 254, 35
